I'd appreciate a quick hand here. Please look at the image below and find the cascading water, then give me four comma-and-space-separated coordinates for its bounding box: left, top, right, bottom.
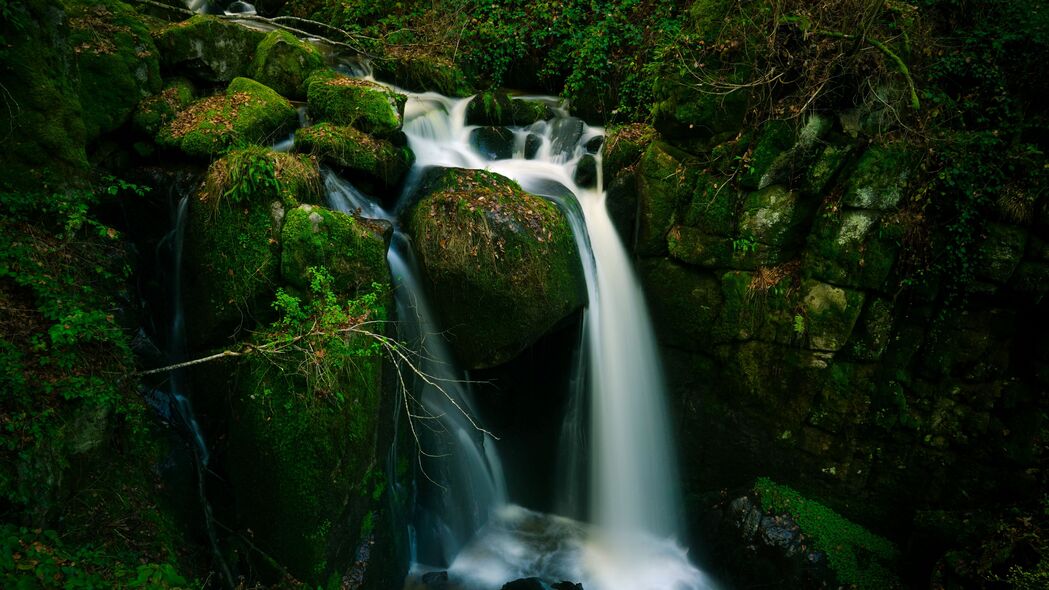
326, 68, 718, 589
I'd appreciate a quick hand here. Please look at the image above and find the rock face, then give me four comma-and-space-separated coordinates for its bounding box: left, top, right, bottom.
406, 168, 586, 369
156, 77, 297, 157
153, 15, 265, 84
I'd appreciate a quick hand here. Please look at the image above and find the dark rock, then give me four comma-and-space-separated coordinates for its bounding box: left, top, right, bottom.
551, 583, 583, 590
574, 154, 597, 188
466, 91, 549, 126
585, 135, 604, 154
470, 126, 516, 160
550, 117, 585, 158
420, 570, 450, 590
606, 171, 638, 246
502, 578, 550, 590
525, 133, 543, 159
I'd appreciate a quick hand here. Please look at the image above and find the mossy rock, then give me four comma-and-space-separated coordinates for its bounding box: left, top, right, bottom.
681, 174, 739, 237
372, 52, 473, 97
183, 147, 321, 348
133, 78, 195, 136
804, 144, 853, 196
753, 478, 900, 590
667, 225, 735, 269
603, 123, 657, 176
250, 29, 325, 100
306, 71, 406, 136
157, 77, 297, 158
842, 145, 914, 210
636, 141, 699, 255
800, 280, 865, 352
406, 168, 585, 369
740, 185, 813, 254
652, 76, 749, 142
740, 121, 795, 191
465, 91, 548, 126
641, 258, 723, 351
153, 15, 265, 83
712, 270, 800, 345
973, 222, 1027, 284
804, 208, 902, 290
281, 204, 390, 295
229, 335, 386, 586
846, 297, 895, 362
295, 123, 414, 190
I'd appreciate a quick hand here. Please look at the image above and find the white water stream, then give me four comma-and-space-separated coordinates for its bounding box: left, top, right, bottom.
325, 69, 716, 590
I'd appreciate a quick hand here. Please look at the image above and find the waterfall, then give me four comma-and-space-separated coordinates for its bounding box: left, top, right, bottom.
323, 70, 716, 589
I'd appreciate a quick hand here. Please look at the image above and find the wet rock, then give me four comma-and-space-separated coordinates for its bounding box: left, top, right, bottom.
585, 135, 604, 154
470, 126, 515, 160
574, 154, 597, 188
406, 168, 586, 368
153, 15, 264, 83
635, 141, 698, 255
373, 52, 473, 97
550, 117, 585, 158
525, 133, 543, 159
249, 29, 325, 99
502, 578, 550, 590
306, 71, 407, 136
842, 144, 915, 210
156, 77, 297, 158
295, 123, 414, 190
606, 171, 638, 245
420, 571, 449, 590
466, 91, 549, 126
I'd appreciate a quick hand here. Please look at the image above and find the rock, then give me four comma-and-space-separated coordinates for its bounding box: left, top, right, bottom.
470, 126, 516, 160
800, 280, 865, 352
642, 258, 722, 351
804, 208, 901, 290
603, 123, 656, 176
249, 29, 325, 99
847, 298, 894, 361
525, 133, 543, 159
295, 123, 414, 190
680, 174, 739, 237
635, 141, 698, 255
153, 15, 265, 83
372, 52, 473, 97
501, 578, 550, 590
419, 571, 450, 589
740, 185, 813, 252
280, 204, 390, 295
133, 78, 195, 136
157, 77, 297, 158
605, 171, 638, 245
306, 71, 407, 136
973, 222, 1027, 283
574, 154, 597, 188
652, 77, 748, 142
183, 147, 321, 348
549, 117, 585, 158
667, 226, 734, 269
406, 168, 586, 368
584, 135, 604, 154
466, 91, 549, 126
803, 144, 851, 196
842, 144, 914, 210
739, 121, 795, 190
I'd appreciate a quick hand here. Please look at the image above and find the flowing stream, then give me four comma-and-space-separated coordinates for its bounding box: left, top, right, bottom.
327, 71, 718, 590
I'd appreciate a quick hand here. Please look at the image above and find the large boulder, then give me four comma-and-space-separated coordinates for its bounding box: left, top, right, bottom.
249, 29, 325, 100
183, 147, 321, 349
465, 91, 548, 126
157, 77, 297, 157
406, 168, 586, 368
295, 123, 414, 191
280, 204, 390, 293
635, 141, 700, 255
153, 15, 265, 83
306, 71, 406, 136
372, 51, 472, 97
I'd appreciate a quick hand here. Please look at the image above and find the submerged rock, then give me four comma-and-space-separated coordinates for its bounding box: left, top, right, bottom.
306, 71, 407, 136
249, 29, 326, 99
406, 168, 586, 368
295, 123, 414, 190
153, 15, 264, 83
156, 77, 297, 157
574, 154, 597, 188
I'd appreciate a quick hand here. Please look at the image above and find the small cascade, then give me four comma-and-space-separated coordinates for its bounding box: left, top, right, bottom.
321, 69, 716, 589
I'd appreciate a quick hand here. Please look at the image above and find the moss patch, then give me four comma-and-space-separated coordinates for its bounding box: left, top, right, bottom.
133, 78, 195, 136
250, 29, 325, 99
754, 478, 900, 589
157, 77, 297, 157
306, 71, 406, 136
372, 50, 473, 97
281, 204, 389, 295
406, 168, 585, 368
295, 123, 413, 190
153, 15, 264, 83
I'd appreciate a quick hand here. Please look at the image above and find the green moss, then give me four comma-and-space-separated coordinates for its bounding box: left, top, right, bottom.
667, 225, 734, 268
681, 173, 738, 236
800, 280, 866, 352
603, 123, 657, 173
406, 168, 585, 368
372, 52, 473, 97
636, 141, 699, 255
133, 78, 194, 136
157, 77, 297, 157
465, 91, 547, 126
842, 144, 914, 210
306, 71, 406, 136
250, 29, 325, 99
804, 208, 901, 290
754, 478, 900, 589
280, 204, 390, 295
740, 120, 795, 190
183, 147, 320, 348
153, 15, 265, 83
640, 258, 722, 351
295, 123, 414, 189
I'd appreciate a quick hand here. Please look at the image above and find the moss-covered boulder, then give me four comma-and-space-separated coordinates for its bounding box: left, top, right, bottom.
0, 0, 161, 189
842, 145, 915, 210
737, 185, 816, 265
804, 208, 902, 290
372, 51, 473, 97
133, 78, 195, 136
183, 147, 321, 348
603, 123, 657, 176
973, 222, 1027, 284
465, 91, 548, 126
306, 71, 406, 136
280, 204, 390, 293
153, 15, 264, 83
406, 168, 585, 368
800, 280, 866, 352
157, 77, 297, 157
642, 258, 723, 350
295, 123, 414, 190
668, 226, 735, 269
636, 141, 699, 255
249, 29, 325, 100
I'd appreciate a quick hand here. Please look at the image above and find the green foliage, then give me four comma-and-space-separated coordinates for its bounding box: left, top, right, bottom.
0, 525, 190, 589
223, 147, 282, 205
754, 477, 900, 589
731, 235, 758, 253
